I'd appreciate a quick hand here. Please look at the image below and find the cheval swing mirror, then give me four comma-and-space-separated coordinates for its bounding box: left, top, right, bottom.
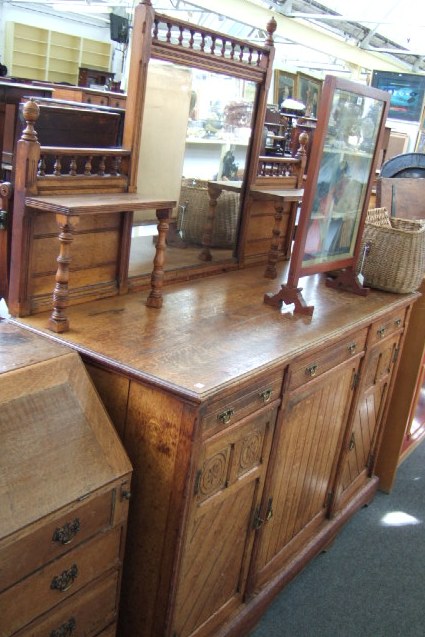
265, 75, 390, 315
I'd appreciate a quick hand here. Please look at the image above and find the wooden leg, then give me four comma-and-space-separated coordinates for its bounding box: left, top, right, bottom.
264, 283, 314, 315
48, 214, 79, 333
198, 185, 221, 262
146, 208, 170, 309
326, 267, 369, 296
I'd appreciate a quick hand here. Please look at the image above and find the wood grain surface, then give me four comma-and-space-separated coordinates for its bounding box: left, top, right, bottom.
11, 262, 418, 401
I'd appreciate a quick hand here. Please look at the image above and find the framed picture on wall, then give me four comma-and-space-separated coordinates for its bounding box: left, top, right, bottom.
371, 70, 425, 122
273, 69, 297, 107
296, 72, 322, 118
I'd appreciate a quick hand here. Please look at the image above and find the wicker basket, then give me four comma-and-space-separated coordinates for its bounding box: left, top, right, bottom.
177, 178, 240, 248
356, 207, 425, 293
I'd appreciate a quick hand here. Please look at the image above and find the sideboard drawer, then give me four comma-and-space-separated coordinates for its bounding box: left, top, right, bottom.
16, 570, 119, 637
288, 328, 368, 391
200, 371, 283, 435
0, 526, 121, 637
368, 307, 408, 346
0, 489, 115, 594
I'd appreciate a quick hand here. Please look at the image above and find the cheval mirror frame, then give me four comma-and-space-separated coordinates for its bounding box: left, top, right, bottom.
264, 75, 390, 315
123, 0, 277, 277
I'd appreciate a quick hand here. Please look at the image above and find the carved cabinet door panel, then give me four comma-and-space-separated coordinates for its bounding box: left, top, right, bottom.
247, 357, 360, 593
332, 331, 402, 511
170, 405, 278, 637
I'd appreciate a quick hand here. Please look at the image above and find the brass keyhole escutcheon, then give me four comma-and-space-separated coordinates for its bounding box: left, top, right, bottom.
260, 388, 272, 403
306, 364, 318, 377
348, 343, 357, 355
217, 408, 234, 425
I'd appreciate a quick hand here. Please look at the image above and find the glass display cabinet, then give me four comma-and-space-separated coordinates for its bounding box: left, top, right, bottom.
264, 75, 390, 315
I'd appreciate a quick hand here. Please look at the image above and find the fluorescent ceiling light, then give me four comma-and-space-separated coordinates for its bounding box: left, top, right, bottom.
52, 3, 112, 12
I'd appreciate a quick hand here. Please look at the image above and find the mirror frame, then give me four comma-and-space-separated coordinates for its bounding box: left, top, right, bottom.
122, 0, 277, 278
264, 75, 390, 315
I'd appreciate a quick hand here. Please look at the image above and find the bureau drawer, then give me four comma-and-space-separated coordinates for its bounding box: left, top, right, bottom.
200, 372, 283, 434
0, 490, 116, 594
16, 570, 119, 637
288, 328, 368, 391
0, 526, 122, 637
368, 307, 408, 346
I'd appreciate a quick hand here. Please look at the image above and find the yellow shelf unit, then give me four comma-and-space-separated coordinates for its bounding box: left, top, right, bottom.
4, 22, 112, 84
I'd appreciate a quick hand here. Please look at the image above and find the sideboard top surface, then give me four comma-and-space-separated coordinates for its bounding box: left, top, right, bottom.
12, 263, 419, 401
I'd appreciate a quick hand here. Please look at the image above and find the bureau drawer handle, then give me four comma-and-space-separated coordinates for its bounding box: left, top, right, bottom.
50, 564, 78, 593
377, 327, 386, 338
394, 318, 402, 327
217, 408, 234, 424
50, 617, 76, 637
52, 518, 80, 545
348, 343, 357, 355
305, 364, 318, 377
259, 388, 273, 404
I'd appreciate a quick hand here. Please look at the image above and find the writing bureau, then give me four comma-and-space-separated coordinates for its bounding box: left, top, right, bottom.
12, 260, 418, 637
0, 320, 132, 637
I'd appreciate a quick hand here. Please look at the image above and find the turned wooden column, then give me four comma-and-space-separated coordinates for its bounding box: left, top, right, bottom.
264, 200, 286, 279
146, 207, 171, 308
48, 213, 79, 333
0, 181, 12, 299
198, 183, 222, 262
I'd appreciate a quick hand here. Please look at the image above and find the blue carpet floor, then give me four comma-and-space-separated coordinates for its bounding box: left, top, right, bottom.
249, 441, 425, 637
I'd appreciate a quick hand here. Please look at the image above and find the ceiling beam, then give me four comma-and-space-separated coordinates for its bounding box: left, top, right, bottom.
185, 0, 409, 71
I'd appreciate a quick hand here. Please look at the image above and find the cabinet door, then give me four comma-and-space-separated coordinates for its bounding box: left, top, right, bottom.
248, 357, 360, 593
333, 332, 402, 509
170, 406, 277, 637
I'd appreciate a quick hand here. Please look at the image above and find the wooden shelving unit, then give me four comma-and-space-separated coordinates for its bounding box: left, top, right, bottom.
4, 22, 112, 85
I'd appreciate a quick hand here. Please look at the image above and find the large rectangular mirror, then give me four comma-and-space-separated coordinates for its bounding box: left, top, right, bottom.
123, 3, 276, 288
129, 60, 257, 277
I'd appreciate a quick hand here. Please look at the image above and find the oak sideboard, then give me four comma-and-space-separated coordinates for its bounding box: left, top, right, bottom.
11, 260, 419, 637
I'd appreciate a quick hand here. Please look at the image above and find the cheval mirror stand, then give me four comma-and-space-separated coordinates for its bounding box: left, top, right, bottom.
264, 75, 390, 315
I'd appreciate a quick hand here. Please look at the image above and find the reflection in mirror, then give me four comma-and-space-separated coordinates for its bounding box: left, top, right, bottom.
128, 59, 257, 278
302, 89, 383, 268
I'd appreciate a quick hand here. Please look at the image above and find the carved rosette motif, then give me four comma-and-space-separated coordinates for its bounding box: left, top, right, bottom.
238, 431, 263, 476
199, 450, 229, 499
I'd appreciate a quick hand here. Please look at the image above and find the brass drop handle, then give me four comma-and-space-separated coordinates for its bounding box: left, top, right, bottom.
0, 209, 7, 230
259, 388, 273, 404
52, 519, 80, 545
217, 408, 234, 424
50, 617, 76, 637
377, 327, 386, 338
252, 498, 273, 530
50, 564, 78, 593
349, 432, 356, 451
348, 343, 357, 355
394, 318, 402, 327
306, 363, 318, 377
121, 489, 132, 501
